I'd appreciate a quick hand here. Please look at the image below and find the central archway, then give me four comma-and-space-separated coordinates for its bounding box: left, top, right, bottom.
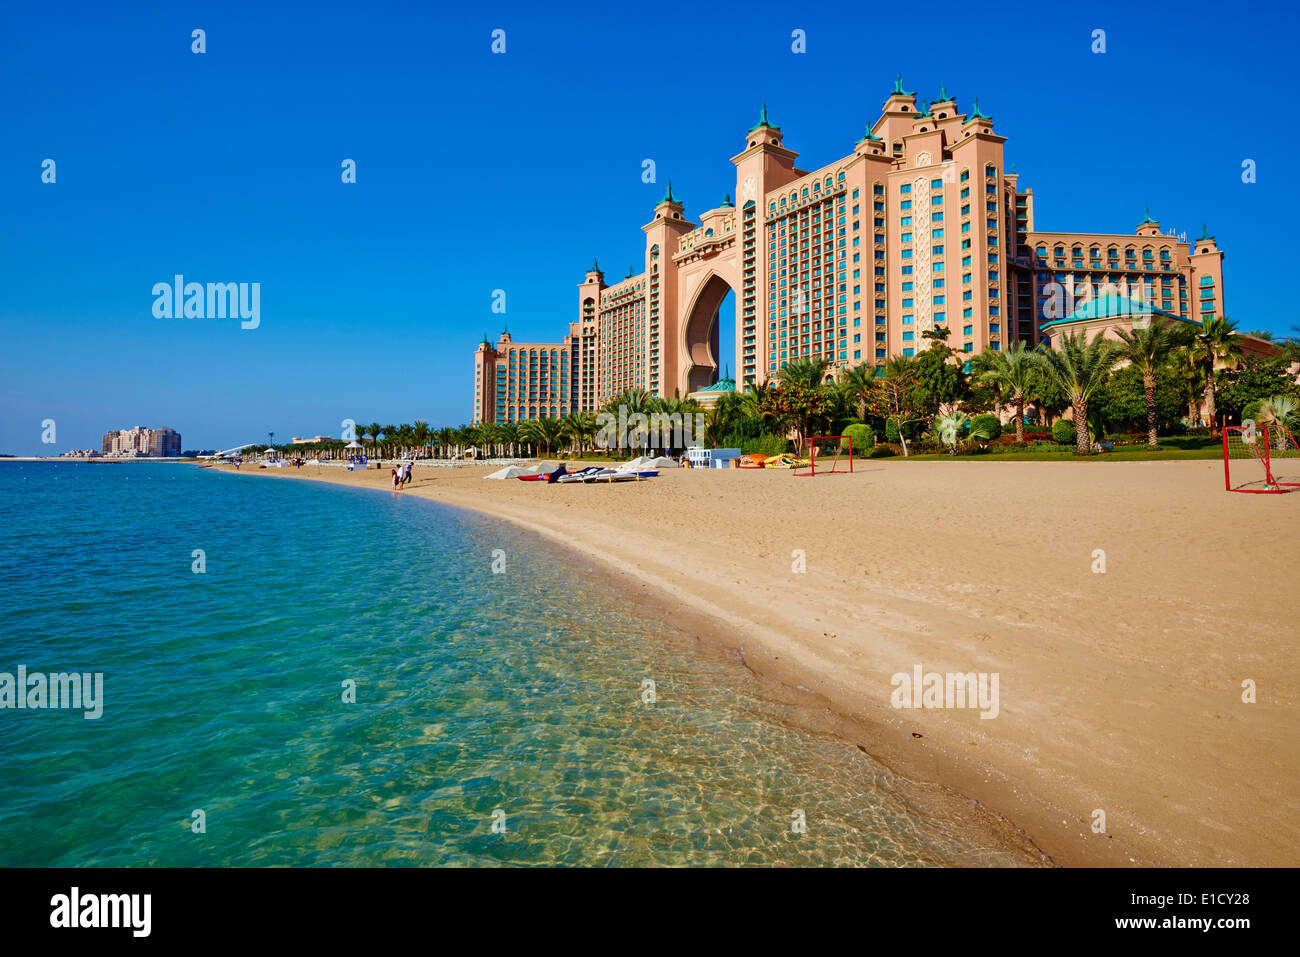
680, 273, 730, 394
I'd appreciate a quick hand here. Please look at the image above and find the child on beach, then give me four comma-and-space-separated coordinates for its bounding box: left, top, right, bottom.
391, 467, 399, 490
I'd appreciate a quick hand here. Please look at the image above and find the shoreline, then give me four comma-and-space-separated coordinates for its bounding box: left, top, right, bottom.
211, 459, 1300, 868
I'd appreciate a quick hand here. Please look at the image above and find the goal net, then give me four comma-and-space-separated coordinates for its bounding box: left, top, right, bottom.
793, 435, 854, 477
1223, 424, 1300, 493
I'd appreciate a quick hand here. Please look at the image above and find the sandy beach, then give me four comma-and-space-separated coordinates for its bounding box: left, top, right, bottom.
215, 458, 1299, 867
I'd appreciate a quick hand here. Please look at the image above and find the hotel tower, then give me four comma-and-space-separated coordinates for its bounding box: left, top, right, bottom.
472, 78, 1226, 425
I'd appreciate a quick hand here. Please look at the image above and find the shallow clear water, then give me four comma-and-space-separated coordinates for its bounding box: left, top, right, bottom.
0, 462, 1035, 866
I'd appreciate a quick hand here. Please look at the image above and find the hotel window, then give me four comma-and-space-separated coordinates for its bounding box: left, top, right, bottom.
961, 187, 971, 199
932, 196, 943, 206
901, 200, 913, 210
962, 307, 973, 318
902, 331, 914, 341
900, 216, 912, 226
960, 170, 969, 182
900, 183, 912, 193
903, 348, 914, 357
932, 213, 944, 222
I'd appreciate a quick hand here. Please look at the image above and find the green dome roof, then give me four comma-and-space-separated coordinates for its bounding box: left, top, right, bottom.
697, 378, 736, 393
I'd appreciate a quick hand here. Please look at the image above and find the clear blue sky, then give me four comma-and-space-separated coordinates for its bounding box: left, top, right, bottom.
2, 0, 1296, 454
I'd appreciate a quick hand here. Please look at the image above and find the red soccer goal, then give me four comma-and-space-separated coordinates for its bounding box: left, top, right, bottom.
1223, 424, 1300, 493
793, 435, 853, 477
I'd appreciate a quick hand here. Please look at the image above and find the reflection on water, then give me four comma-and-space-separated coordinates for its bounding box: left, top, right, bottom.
0, 462, 1040, 866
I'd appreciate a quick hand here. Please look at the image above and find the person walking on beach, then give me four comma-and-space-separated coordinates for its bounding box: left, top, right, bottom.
391, 466, 400, 490
402, 461, 413, 486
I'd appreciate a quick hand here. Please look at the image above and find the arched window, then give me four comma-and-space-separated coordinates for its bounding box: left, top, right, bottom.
1200, 276, 1214, 286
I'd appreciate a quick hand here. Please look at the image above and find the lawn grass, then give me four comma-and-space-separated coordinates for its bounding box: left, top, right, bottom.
895, 447, 1222, 462
890, 435, 1223, 462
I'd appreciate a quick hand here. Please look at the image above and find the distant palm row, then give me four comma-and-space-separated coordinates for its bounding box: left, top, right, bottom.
281, 316, 1297, 460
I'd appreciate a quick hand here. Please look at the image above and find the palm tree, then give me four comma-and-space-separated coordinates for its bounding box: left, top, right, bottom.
933, 410, 997, 455
412, 420, 431, 459
365, 422, 383, 460
520, 417, 565, 455
741, 379, 789, 437
1032, 332, 1122, 455
1258, 395, 1298, 450
775, 359, 832, 452
1186, 316, 1243, 434
977, 342, 1033, 444
837, 363, 879, 421
776, 358, 832, 390
1114, 323, 1175, 447
563, 411, 598, 455
1170, 346, 1209, 427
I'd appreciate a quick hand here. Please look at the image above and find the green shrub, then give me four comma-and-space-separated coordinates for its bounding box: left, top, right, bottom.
842, 423, 874, 452
868, 444, 896, 458
970, 413, 1002, 441
1242, 400, 1263, 424
1052, 419, 1076, 445
884, 419, 923, 443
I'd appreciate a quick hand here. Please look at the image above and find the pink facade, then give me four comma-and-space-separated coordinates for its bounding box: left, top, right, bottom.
472, 79, 1229, 424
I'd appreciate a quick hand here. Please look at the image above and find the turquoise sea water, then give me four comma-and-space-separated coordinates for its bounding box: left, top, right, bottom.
0, 462, 1037, 866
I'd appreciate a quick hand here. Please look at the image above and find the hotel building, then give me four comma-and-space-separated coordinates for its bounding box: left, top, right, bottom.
471, 78, 1227, 424
101, 426, 181, 457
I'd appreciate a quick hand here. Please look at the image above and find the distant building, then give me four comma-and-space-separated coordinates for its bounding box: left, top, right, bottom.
291, 435, 333, 445
101, 426, 181, 457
